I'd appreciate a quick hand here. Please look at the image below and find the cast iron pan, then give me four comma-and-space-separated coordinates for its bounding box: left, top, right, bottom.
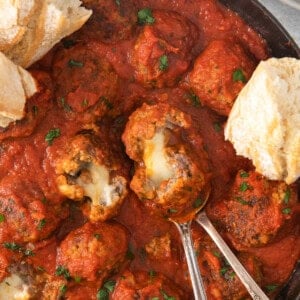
219, 1, 300, 299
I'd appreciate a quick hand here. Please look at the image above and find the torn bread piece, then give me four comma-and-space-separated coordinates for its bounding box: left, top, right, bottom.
3, 0, 92, 68
225, 57, 300, 184
0, 52, 37, 127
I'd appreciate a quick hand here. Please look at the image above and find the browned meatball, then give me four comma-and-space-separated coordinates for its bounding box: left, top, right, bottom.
122, 103, 210, 219
111, 270, 186, 300
56, 221, 128, 282
216, 170, 298, 249
130, 10, 199, 88
52, 44, 119, 122
189, 39, 257, 116
55, 132, 128, 222
193, 228, 262, 300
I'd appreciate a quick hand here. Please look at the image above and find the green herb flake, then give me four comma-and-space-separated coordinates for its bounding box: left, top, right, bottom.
97, 289, 109, 300
68, 59, 84, 68
282, 207, 291, 215
188, 92, 201, 107
32, 105, 38, 116
213, 251, 221, 258
103, 280, 116, 293
220, 267, 228, 276
0, 214, 5, 223
37, 218, 46, 230
55, 265, 71, 280
115, 0, 121, 6
137, 8, 155, 25
24, 249, 35, 256
265, 284, 278, 292
232, 68, 247, 83
100, 96, 113, 110
3, 242, 22, 251
59, 98, 72, 112
59, 284, 67, 296
283, 188, 291, 204
193, 198, 203, 208
149, 270, 157, 279
81, 98, 89, 107
239, 182, 251, 192
37, 266, 45, 272
74, 276, 82, 283
213, 122, 222, 132
63, 39, 76, 49
151, 298, 159, 300
45, 128, 61, 145
160, 289, 175, 300
240, 171, 249, 178
94, 233, 102, 240
168, 208, 177, 214
235, 197, 249, 205
159, 55, 168, 71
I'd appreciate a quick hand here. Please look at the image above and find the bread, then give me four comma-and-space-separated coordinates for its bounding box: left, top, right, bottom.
225, 57, 300, 184
2, 0, 92, 68
0, 52, 37, 127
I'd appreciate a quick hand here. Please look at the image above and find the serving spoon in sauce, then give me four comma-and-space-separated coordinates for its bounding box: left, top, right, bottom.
172, 188, 269, 300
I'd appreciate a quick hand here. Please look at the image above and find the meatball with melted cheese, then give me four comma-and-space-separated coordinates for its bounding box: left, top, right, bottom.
216, 170, 298, 249
130, 10, 199, 88
111, 270, 186, 300
189, 39, 257, 116
122, 103, 210, 218
57, 221, 128, 282
55, 133, 127, 222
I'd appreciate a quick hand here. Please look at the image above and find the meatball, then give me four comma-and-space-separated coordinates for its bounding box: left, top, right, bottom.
57, 221, 128, 282
111, 270, 186, 300
122, 103, 210, 218
189, 39, 257, 116
193, 229, 262, 300
55, 132, 128, 222
0, 176, 66, 244
130, 10, 199, 88
52, 44, 119, 122
217, 170, 298, 249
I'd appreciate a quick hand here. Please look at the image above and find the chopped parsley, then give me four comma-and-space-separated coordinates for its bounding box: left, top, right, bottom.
55, 265, 71, 280
37, 266, 45, 272
239, 182, 251, 192
68, 59, 84, 68
45, 128, 61, 145
167, 208, 178, 214
193, 198, 203, 208
188, 92, 201, 107
81, 98, 89, 107
159, 55, 169, 71
32, 105, 39, 116
103, 280, 116, 293
100, 96, 113, 110
160, 289, 175, 300
37, 218, 46, 230
0, 214, 5, 222
235, 196, 249, 205
97, 289, 108, 300
220, 267, 228, 276
282, 207, 291, 215
213, 251, 221, 258
213, 122, 222, 132
24, 249, 35, 256
115, 0, 121, 6
240, 171, 249, 178
232, 68, 247, 83
3, 242, 22, 251
59, 284, 67, 296
151, 298, 159, 300
94, 233, 102, 240
264, 284, 278, 292
63, 39, 76, 49
137, 8, 155, 25
59, 98, 72, 112
74, 276, 82, 283
149, 270, 157, 280
283, 188, 291, 204
97, 280, 116, 300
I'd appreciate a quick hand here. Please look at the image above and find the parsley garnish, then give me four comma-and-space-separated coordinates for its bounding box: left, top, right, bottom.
63, 39, 76, 49
159, 55, 168, 71
239, 182, 251, 192
168, 208, 177, 214
235, 196, 249, 205
81, 98, 89, 107
100, 96, 113, 110
233, 68, 247, 83
160, 289, 175, 300
97, 280, 116, 300
59, 98, 72, 112
103, 280, 116, 293
0, 214, 5, 222
188, 92, 201, 107
3, 242, 22, 251
240, 171, 249, 178
213, 122, 222, 132
137, 8, 155, 25
115, 0, 121, 6
97, 289, 108, 300
37, 218, 46, 230
74, 276, 82, 283
59, 284, 67, 296
282, 207, 291, 214
68, 59, 84, 68
149, 270, 157, 280
265, 284, 278, 292
193, 198, 203, 208
32, 105, 38, 116
94, 233, 102, 240
55, 265, 71, 280
24, 249, 35, 256
45, 128, 61, 145
283, 188, 291, 204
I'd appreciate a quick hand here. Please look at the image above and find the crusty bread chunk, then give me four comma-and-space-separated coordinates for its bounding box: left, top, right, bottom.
225, 57, 300, 184
0, 52, 37, 127
2, 0, 92, 68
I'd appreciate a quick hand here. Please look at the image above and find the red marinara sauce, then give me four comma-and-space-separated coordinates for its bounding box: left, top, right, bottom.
0, 0, 299, 299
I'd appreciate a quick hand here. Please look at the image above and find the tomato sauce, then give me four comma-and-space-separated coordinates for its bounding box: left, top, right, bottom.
0, 0, 298, 299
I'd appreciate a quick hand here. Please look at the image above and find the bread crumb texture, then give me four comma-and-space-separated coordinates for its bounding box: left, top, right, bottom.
225, 57, 300, 184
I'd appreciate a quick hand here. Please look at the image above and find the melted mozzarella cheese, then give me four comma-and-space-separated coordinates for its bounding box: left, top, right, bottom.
78, 164, 116, 206
144, 130, 174, 186
0, 274, 30, 300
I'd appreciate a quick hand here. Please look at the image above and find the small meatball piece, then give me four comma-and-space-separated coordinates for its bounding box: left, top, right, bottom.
130, 10, 199, 88
189, 39, 257, 116
218, 170, 298, 249
79, 0, 136, 42
52, 44, 119, 122
193, 229, 262, 300
57, 221, 128, 282
111, 270, 186, 300
122, 103, 210, 218
0, 177, 66, 244
55, 133, 127, 222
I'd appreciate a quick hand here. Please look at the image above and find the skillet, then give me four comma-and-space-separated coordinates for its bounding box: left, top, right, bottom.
219, 1, 300, 299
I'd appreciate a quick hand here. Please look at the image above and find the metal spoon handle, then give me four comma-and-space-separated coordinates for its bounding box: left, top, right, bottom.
174, 221, 207, 300
196, 211, 269, 300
